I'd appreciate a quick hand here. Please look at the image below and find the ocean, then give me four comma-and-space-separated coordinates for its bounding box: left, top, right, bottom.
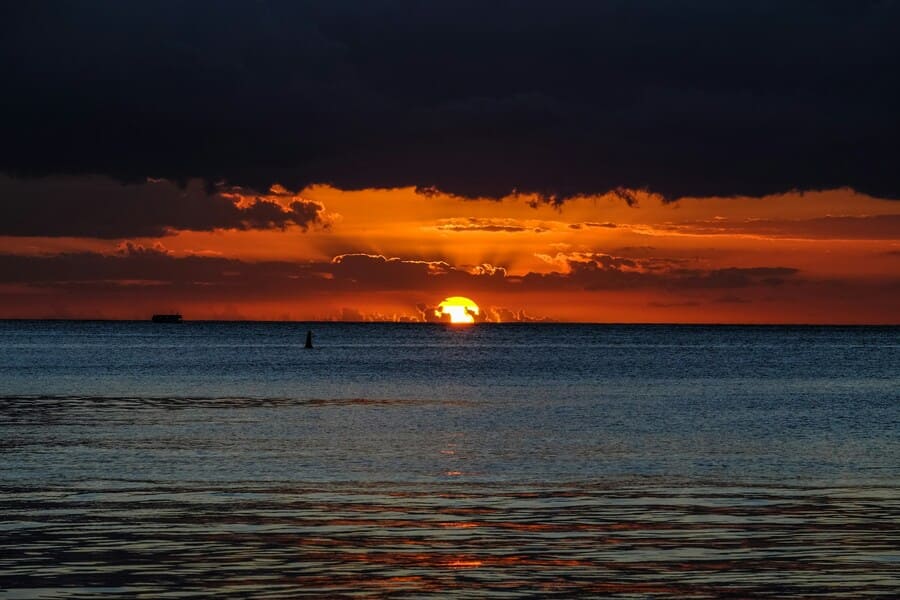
1, 321, 898, 597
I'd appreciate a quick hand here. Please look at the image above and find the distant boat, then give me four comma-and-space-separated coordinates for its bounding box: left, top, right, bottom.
151, 314, 183, 323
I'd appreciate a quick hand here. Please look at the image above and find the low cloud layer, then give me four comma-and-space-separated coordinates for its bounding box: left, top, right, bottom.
2, 2, 898, 201
648, 215, 900, 240
529, 252, 798, 291
0, 248, 799, 295
1, 248, 896, 321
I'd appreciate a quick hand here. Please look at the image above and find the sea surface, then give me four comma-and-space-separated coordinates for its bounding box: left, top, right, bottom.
1, 321, 898, 598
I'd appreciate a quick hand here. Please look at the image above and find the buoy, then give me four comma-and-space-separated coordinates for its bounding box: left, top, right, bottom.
305, 330, 313, 349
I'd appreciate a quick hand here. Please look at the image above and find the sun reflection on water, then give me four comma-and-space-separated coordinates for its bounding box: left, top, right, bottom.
2, 482, 897, 597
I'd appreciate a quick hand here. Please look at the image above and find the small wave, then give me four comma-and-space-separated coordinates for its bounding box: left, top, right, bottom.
0, 394, 470, 413
1, 481, 897, 597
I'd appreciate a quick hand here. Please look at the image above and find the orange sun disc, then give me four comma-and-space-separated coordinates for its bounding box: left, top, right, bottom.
436, 296, 480, 324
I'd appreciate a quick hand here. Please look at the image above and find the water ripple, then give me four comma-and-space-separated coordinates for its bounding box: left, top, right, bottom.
1, 482, 897, 598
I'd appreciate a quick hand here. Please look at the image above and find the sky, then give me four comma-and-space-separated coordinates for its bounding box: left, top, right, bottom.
1, 1, 898, 323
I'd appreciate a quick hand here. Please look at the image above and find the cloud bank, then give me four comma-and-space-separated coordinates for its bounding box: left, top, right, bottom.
1, 1, 898, 201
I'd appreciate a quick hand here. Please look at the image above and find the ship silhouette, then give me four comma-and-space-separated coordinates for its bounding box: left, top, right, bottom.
151, 314, 183, 323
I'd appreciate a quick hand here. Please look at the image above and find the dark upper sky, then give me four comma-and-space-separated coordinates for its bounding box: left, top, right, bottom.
2, 0, 899, 200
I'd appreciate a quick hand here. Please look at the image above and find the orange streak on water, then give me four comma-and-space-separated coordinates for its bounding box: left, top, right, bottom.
438, 521, 479, 529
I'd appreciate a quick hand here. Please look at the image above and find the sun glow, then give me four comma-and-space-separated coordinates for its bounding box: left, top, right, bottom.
437, 296, 480, 324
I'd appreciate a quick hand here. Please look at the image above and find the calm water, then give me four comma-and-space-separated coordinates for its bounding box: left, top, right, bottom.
1, 322, 898, 597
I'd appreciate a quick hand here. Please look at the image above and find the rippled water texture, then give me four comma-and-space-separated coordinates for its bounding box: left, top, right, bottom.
1, 322, 898, 597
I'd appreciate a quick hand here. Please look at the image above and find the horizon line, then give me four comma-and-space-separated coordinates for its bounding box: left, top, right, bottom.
0, 318, 897, 327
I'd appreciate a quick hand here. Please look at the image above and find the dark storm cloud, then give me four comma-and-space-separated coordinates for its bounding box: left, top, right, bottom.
1, 1, 898, 201
0, 175, 324, 237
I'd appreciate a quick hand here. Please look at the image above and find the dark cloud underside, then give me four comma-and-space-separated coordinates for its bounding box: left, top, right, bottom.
1, 1, 898, 200
0, 176, 323, 237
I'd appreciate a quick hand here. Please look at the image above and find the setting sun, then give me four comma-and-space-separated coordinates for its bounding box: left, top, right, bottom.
437, 296, 480, 324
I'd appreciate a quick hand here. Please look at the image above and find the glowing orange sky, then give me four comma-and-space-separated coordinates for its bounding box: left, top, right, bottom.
0, 183, 898, 323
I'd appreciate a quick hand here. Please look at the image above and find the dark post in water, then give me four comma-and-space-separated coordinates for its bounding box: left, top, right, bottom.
305, 330, 313, 349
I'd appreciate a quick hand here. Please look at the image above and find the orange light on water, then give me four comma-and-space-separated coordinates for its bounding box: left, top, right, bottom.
446, 559, 483, 568
436, 296, 479, 324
